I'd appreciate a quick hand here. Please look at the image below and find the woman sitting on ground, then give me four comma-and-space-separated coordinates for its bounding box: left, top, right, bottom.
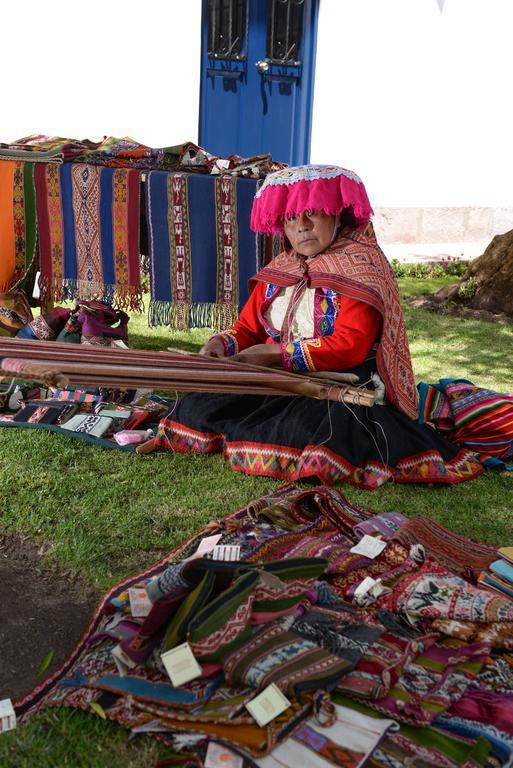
155, 165, 483, 489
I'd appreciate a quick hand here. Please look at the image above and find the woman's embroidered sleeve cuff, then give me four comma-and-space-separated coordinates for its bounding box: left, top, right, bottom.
280, 339, 317, 372
216, 332, 239, 357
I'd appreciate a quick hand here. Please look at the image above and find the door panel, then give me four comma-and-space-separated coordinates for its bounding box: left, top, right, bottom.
199, 0, 318, 165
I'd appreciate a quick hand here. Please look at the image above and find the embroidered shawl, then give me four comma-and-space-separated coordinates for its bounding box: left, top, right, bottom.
251, 222, 418, 419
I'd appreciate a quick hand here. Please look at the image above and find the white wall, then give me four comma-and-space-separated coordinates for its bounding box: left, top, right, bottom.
1, 0, 202, 148
311, 0, 513, 208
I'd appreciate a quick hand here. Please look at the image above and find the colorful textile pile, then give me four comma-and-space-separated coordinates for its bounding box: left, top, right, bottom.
0, 134, 102, 164
75, 136, 182, 171
0, 160, 38, 292
478, 548, 513, 602
0, 290, 33, 337
145, 171, 261, 329
34, 163, 143, 310
418, 378, 513, 468
2, 135, 286, 177
14, 485, 513, 767
0, 386, 171, 450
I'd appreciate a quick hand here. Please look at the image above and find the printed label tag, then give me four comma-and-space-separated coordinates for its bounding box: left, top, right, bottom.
111, 645, 137, 676
161, 642, 202, 687
128, 587, 152, 618
245, 683, 291, 727
0, 699, 16, 733
354, 576, 378, 600
186, 534, 223, 561
32, 270, 41, 299
204, 742, 243, 768
350, 534, 387, 559
211, 544, 241, 561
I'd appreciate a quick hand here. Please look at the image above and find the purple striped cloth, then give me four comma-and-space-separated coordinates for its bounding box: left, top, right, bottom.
353, 511, 408, 541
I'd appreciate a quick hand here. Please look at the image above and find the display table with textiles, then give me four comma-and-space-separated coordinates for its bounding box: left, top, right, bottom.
14, 485, 513, 767
0, 136, 277, 329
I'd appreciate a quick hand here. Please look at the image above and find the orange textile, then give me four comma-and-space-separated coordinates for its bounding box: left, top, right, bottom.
0, 161, 15, 291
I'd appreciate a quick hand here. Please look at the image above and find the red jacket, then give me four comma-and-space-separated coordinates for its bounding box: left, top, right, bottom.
213, 281, 382, 373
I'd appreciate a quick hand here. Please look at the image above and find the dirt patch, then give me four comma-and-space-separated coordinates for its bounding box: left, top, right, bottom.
0, 533, 100, 703
405, 294, 513, 324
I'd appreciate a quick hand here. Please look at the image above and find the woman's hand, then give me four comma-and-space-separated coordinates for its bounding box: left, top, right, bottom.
231, 344, 281, 367
199, 337, 225, 358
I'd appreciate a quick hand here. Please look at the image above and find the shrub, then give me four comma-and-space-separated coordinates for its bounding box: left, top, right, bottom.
458, 276, 478, 299
391, 257, 468, 280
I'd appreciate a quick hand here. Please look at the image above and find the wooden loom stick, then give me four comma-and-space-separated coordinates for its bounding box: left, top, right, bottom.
1, 359, 68, 388
0, 338, 376, 407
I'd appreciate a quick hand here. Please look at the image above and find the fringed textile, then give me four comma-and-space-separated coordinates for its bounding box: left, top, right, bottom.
34, 163, 143, 310
0, 160, 37, 291
146, 171, 260, 330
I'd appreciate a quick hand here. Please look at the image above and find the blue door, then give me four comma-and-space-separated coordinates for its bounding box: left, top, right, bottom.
199, 0, 319, 165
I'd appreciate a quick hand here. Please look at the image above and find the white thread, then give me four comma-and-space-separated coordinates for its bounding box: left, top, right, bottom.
341, 400, 390, 469
318, 399, 334, 446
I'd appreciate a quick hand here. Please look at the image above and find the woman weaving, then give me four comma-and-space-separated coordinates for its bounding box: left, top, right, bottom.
156, 165, 483, 489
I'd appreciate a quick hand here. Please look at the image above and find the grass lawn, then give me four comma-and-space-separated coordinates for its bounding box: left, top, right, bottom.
1, 275, 512, 766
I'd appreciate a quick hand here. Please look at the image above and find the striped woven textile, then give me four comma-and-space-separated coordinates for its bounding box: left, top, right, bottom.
0, 160, 37, 292
34, 163, 143, 311
418, 378, 513, 467
145, 171, 261, 330
393, 515, 498, 579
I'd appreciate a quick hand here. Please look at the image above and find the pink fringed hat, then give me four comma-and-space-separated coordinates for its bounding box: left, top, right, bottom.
250, 164, 374, 234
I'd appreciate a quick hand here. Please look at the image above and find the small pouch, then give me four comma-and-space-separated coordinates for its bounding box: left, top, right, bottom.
189, 571, 259, 662
223, 623, 351, 698
188, 561, 325, 663
60, 414, 114, 436
74, 414, 113, 437
161, 570, 217, 652
13, 401, 71, 425
60, 414, 89, 432
27, 406, 53, 424
96, 408, 131, 419
54, 403, 79, 425
124, 409, 152, 430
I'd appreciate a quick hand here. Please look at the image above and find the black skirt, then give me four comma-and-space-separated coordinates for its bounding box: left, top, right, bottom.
155, 361, 483, 490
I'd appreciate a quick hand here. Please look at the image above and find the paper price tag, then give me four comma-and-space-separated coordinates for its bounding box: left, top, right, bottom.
128, 587, 152, 618
0, 699, 16, 733
204, 742, 243, 768
350, 534, 387, 559
245, 683, 291, 727
32, 270, 41, 299
111, 644, 137, 676
161, 642, 202, 687
186, 534, 223, 561
211, 544, 241, 561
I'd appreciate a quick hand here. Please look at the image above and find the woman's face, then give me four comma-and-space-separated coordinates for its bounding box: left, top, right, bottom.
283, 211, 340, 257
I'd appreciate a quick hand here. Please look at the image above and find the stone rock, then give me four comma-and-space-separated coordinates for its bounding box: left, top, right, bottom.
435, 229, 513, 315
